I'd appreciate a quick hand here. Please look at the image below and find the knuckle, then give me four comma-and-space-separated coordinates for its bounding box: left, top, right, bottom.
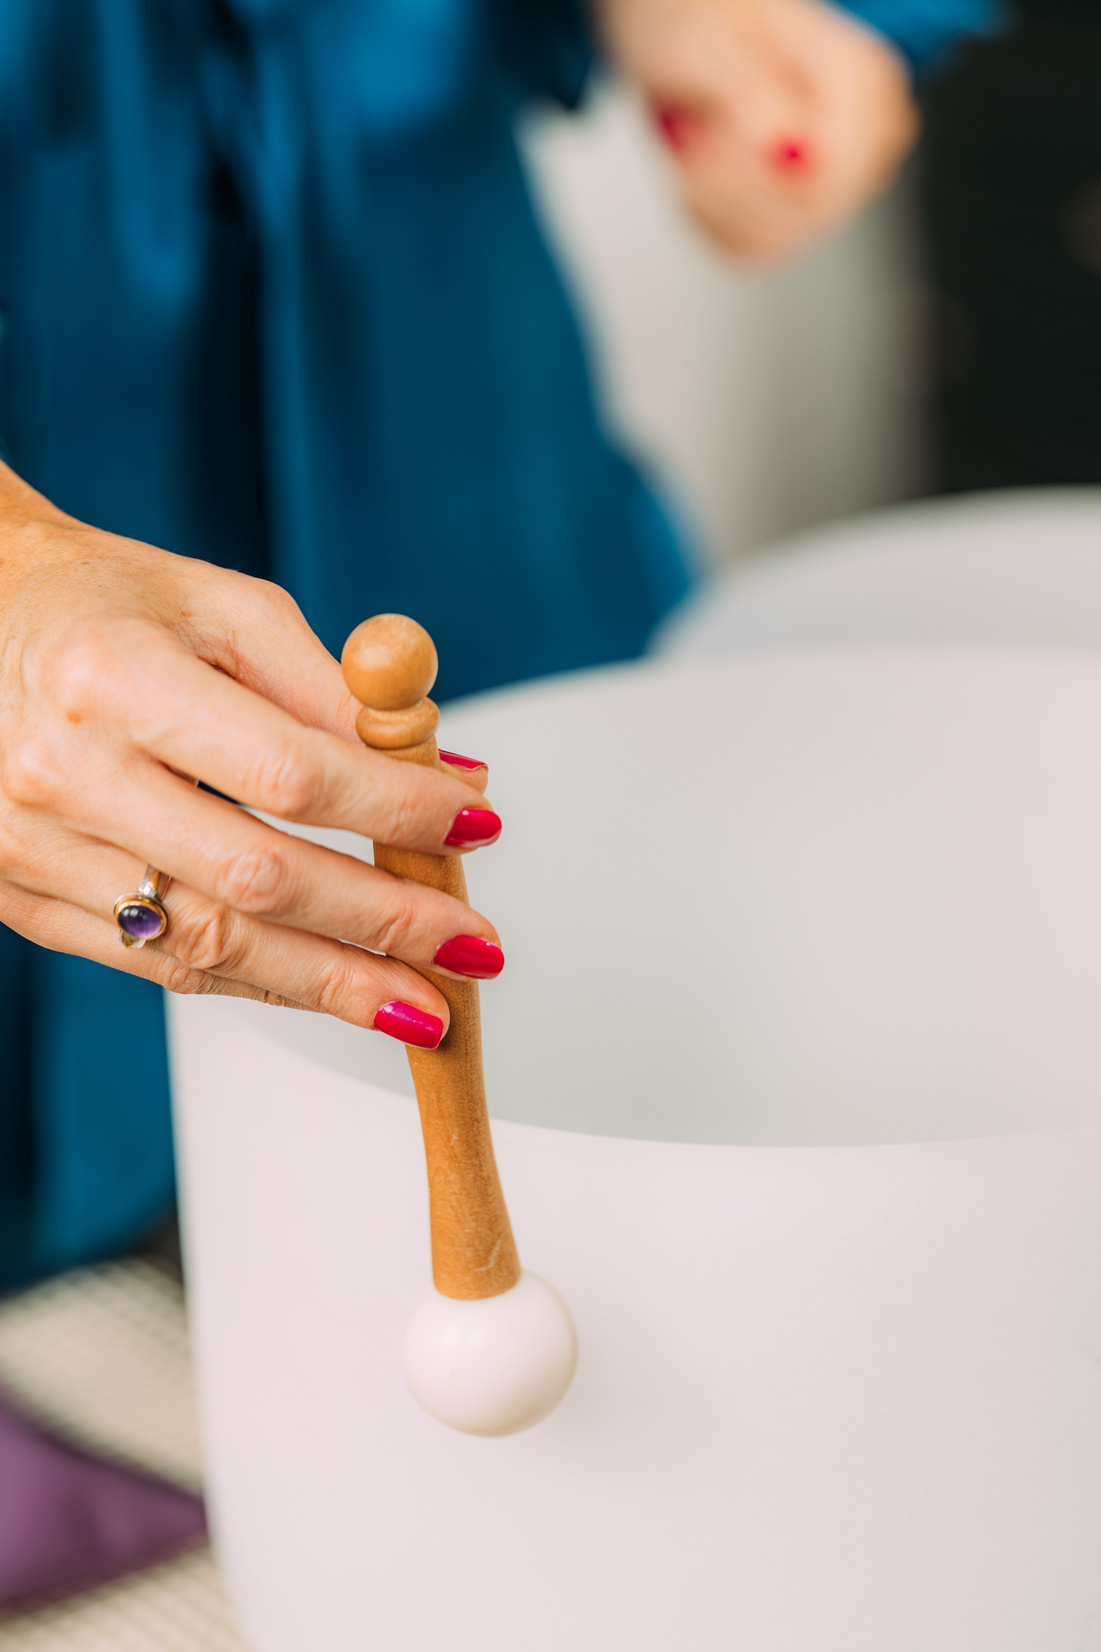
217, 843, 291, 914
251, 743, 323, 818
313, 954, 359, 1019
258, 989, 299, 1009
258, 579, 304, 622
46, 628, 117, 720
1, 739, 60, 807
371, 885, 421, 959
168, 902, 238, 974
160, 960, 213, 997
375, 789, 431, 853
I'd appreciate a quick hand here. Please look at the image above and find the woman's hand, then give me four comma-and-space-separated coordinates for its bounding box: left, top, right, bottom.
0, 462, 504, 1049
600, 0, 919, 264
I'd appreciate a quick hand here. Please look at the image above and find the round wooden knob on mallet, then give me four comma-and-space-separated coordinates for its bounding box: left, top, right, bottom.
342, 614, 577, 1437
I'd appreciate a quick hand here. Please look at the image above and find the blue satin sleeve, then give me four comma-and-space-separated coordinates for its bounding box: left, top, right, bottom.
499, 0, 1008, 85
835, 0, 1007, 71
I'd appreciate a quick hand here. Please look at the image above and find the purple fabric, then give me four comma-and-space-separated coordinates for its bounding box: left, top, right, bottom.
0, 1390, 206, 1611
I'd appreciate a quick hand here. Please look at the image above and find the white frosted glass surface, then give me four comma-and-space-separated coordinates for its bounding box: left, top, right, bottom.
257, 650, 1101, 1146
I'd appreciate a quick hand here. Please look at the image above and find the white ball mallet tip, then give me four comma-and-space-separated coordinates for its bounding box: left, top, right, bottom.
403, 1271, 577, 1437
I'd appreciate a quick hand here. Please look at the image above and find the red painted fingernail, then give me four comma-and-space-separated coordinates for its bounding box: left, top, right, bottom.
444, 807, 502, 848
432, 935, 505, 979
373, 1001, 445, 1049
439, 749, 487, 772
652, 102, 704, 152
771, 137, 811, 172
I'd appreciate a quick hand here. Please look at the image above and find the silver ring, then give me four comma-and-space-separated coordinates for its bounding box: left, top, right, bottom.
114, 866, 171, 949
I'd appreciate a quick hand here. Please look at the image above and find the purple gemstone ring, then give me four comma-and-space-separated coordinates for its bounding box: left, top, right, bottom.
113, 866, 170, 950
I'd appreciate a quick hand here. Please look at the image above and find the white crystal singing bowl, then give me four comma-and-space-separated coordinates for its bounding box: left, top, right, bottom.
169, 651, 1101, 1652
657, 487, 1101, 658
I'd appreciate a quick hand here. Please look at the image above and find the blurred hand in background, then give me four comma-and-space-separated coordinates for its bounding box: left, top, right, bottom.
600, 0, 919, 262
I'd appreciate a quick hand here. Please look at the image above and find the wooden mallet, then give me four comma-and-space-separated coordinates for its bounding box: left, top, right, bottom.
342, 614, 576, 1436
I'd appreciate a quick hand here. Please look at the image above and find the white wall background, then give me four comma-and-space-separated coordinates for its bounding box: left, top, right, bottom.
519, 82, 930, 569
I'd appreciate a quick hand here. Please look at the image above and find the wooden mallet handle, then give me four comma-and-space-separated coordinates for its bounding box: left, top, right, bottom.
342, 614, 521, 1301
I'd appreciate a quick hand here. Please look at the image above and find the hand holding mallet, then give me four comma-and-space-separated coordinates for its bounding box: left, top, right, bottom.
342, 614, 577, 1436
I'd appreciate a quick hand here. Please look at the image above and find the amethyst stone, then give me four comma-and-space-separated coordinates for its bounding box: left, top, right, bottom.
117, 901, 164, 940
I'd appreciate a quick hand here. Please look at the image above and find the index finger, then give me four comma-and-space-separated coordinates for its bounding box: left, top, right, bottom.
83, 625, 501, 855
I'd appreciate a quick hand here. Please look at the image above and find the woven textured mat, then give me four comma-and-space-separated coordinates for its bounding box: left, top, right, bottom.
0, 1259, 251, 1651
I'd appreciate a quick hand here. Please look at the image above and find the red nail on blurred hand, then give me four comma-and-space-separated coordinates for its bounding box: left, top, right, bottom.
770, 137, 812, 172
652, 102, 706, 153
